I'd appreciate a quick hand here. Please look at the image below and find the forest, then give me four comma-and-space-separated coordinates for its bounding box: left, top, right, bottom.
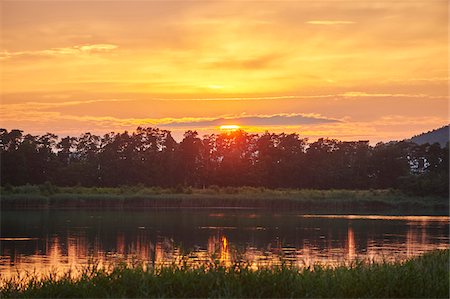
0, 127, 448, 197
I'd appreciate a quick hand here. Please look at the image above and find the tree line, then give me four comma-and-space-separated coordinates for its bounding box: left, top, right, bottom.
0, 127, 448, 196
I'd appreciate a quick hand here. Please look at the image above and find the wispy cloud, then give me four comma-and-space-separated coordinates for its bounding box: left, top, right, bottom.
148, 92, 445, 101
0, 101, 340, 131
384, 77, 449, 83
159, 113, 340, 128
0, 44, 118, 60
340, 92, 443, 99
1, 101, 447, 144
305, 20, 355, 25
0, 99, 132, 111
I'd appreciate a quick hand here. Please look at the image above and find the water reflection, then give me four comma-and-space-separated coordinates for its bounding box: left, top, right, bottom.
0, 210, 448, 282
347, 226, 355, 260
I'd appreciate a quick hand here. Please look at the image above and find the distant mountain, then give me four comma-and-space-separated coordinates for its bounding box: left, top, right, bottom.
408, 125, 449, 147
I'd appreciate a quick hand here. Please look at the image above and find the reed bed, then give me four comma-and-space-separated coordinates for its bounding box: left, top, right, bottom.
1, 185, 447, 211
1, 250, 448, 298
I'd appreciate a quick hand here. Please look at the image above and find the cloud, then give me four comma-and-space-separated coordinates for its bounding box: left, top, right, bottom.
0, 44, 118, 60
0, 98, 340, 131
147, 92, 445, 102
0, 99, 135, 125
305, 20, 355, 25
372, 115, 448, 127
30, 113, 339, 129
159, 113, 340, 128
1, 100, 447, 144
384, 77, 449, 83
0, 99, 132, 111
340, 92, 444, 99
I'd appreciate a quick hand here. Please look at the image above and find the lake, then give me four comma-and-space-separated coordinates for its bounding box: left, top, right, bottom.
1, 209, 449, 281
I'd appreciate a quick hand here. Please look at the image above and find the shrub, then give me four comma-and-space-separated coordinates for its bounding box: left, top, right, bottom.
39, 181, 58, 195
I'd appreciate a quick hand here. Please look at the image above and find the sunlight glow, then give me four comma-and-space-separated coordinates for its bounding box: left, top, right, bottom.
219, 125, 240, 132
1, 1, 447, 141
207, 85, 225, 90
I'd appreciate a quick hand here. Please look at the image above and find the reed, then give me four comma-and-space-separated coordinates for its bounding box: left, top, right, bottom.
1, 250, 448, 298
1, 185, 447, 211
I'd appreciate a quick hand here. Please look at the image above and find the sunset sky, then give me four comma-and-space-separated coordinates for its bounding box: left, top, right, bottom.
1, 0, 448, 142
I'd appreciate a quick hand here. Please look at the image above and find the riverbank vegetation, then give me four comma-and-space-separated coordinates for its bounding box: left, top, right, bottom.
1, 185, 448, 211
1, 127, 448, 197
1, 249, 448, 298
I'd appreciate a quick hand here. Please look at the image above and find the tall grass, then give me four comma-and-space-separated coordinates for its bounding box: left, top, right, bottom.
1, 250, 448, 298
1, 184, 448, 211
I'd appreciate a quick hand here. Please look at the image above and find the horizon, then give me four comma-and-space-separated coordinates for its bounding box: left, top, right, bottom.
1, 0, 448, 144
1, 123, 449, 146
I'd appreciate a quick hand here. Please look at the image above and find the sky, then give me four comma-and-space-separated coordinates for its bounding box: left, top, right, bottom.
0, 0, 448, 143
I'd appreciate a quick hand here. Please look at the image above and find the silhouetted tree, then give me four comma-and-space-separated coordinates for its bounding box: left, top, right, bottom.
0, 127, 448, 196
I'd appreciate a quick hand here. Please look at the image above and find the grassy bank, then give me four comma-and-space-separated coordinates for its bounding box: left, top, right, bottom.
1, 250, 448, 298
1, 185, 448, 212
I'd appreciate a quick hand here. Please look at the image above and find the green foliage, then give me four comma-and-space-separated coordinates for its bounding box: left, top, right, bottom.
399, 173, 449, 197
38, 181, 58, 195
1, 250, 448, 298
223, 186, 239, 194
173, 184, 185, 194
13, 183, 40, 194
1, 186, 447, 211
209, 185, 220, 193
2, 183, 13, 192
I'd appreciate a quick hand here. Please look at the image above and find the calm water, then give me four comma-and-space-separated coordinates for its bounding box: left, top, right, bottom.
1, 209, 449, 280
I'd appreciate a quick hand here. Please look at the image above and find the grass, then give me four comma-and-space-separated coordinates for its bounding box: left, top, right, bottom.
1, 184, 448, 212
1, 250, 448, 298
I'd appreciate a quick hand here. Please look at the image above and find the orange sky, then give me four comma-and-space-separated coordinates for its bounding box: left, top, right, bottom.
0, 0, 448, 142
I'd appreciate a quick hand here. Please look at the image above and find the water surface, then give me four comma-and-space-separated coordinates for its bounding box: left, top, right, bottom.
1, 209, 448, 280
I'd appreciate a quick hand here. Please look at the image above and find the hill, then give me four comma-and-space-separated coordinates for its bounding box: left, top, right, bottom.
408, 125, 449, 147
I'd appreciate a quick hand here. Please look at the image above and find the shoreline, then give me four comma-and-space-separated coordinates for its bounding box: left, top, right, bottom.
1, 186, 448, 213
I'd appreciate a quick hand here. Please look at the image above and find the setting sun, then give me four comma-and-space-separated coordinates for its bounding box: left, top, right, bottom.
219, 125, 240, 132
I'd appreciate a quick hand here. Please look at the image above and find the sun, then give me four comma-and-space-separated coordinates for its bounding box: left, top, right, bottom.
219, 125, 240, 132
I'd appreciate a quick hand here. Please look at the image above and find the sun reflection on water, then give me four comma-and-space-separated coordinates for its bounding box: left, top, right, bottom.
347, 226, 355, 260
